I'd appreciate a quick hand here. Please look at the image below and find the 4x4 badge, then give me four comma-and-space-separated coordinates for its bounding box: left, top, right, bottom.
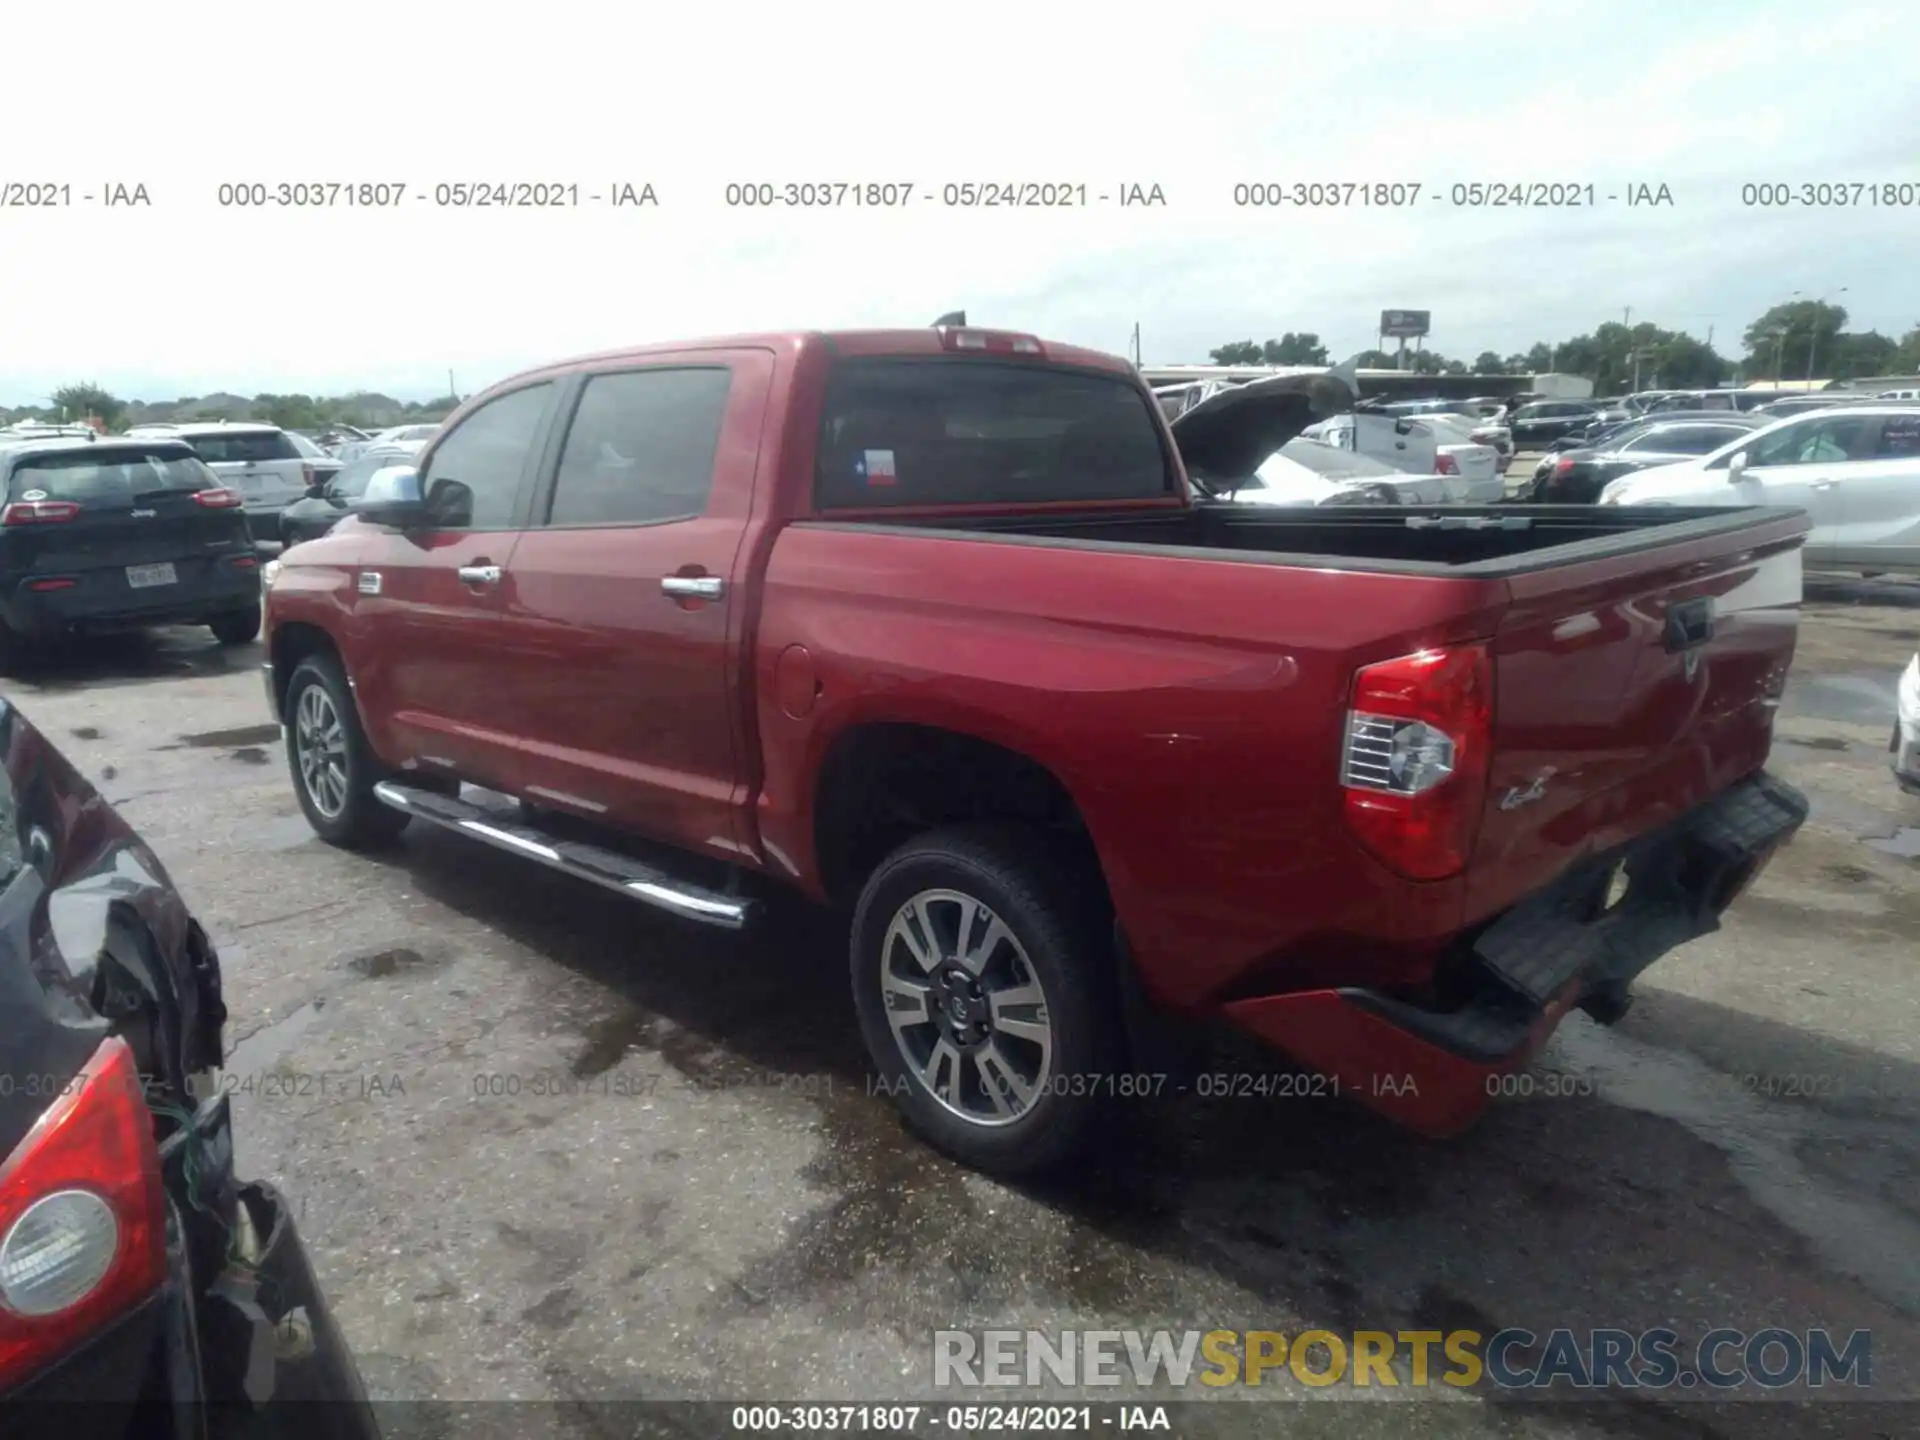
357, 571, 382, 596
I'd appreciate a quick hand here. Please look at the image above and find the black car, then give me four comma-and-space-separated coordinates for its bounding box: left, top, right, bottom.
287, 432, 344, 491
276, 445, 421, 548
1506, 399, 1602, 447
1525, 416, 1761, 503
1542, 406, 1755, 460
0, 438, 264, 672
0, 699, 380, 1438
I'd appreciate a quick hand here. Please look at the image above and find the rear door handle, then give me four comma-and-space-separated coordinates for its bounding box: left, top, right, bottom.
1810, 480, 1840, 490
457, 564, 503, 586
661, 575, 724, 601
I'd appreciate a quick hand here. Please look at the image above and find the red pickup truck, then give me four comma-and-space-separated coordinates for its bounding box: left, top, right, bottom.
261, 326, 1809, 1174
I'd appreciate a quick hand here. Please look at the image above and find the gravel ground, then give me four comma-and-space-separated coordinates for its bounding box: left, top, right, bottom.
7, 578, 1918, 1439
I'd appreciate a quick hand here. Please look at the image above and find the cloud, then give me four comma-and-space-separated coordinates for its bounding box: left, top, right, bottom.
1, 0, 1913, 402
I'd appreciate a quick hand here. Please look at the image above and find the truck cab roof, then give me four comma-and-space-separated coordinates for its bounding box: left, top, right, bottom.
505, 328, 1141, 389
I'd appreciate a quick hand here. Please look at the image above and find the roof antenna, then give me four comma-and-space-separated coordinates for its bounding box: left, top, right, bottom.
932, 311, 967, 327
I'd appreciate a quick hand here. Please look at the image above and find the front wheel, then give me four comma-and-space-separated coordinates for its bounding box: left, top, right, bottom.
209, 606, 262, 645
849, 824, 1118, 1176
284, 654, 409, 849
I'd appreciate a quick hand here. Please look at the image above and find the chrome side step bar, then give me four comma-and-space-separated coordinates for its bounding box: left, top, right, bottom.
371, 781, 756, 930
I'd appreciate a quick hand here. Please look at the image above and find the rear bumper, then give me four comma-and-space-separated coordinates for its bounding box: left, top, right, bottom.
1222, 771, 1808, 1137
5, 562, 261, 635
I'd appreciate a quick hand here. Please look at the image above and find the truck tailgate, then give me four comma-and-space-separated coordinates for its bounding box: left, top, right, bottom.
1464, 509, 1808, 924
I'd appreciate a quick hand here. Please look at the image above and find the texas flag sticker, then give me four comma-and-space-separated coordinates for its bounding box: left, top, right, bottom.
862, 449, 898, 486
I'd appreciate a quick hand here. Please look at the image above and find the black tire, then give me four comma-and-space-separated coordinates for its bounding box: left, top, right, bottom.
209, 606, 262, 645
850, 823, 1119, 1177
283, 653, 409, 849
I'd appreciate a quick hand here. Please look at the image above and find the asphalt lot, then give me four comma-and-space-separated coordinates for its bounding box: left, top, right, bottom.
8, 574, 1920, 1439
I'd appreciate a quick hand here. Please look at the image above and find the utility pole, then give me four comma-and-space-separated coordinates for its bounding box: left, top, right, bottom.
1622, 306, 1632, 329
1794, 286, 1848, 386
448, 369, 458, 403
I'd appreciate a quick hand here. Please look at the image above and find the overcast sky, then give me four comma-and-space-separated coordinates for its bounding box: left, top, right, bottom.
4, 0, 1915, 404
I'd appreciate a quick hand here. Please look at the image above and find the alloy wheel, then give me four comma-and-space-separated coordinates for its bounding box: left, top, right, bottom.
878, 888, 1055, 1126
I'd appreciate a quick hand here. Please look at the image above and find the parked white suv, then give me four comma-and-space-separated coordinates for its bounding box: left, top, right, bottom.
125, 421, 313, 536
1598, 405, 1920, 574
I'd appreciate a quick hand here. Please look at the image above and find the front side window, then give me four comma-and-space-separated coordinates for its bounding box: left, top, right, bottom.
416, 383, 553, 529
546, 368, 733, 527
1750, 413, 1880, 467
816, 360, 1171, 509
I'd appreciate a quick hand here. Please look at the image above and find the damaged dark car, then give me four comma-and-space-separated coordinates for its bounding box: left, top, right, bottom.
0, 697, 379, 1439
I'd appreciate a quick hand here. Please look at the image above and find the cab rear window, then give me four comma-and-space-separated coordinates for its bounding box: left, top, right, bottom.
181, 430, 300, 464
8, 450, 217, 504
815, 359, 1173, 509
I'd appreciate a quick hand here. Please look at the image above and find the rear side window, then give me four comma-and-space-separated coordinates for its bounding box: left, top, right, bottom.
8, 449, 216, 504
181, 430, 299, 464
815, 359, 1171, 509
1873, 414, 1920, 458
547, 368, 733, 526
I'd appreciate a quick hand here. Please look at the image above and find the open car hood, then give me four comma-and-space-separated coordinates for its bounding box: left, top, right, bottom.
1168, 361, 1361, 484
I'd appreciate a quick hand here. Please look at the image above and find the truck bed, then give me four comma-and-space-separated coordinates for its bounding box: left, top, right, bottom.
759, 498, 1808, 1015
810, 502, 1800, 574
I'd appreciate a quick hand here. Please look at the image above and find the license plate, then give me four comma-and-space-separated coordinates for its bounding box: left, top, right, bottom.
126, 562, 177, 589
239, 473, 263, 493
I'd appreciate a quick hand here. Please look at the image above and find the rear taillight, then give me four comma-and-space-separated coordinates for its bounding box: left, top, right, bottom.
1339, 644, 1494, 881
193, 487, 244, 509
1, 500, 81, 526
1434, 452, 1460, 475
1553, 457, 1576, 474
0, 1036, 166, 1388
301, 464, 316, 487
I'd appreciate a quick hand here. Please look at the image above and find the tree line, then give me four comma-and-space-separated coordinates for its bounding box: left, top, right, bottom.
16, 295, 1920, 430
1208, 298, 1920, 393
3, 385, 459, 433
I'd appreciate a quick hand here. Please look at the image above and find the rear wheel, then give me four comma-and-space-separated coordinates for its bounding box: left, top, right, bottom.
284, 654, 408, 848
850, 824, 1118, 1176
209, 606, 262, 645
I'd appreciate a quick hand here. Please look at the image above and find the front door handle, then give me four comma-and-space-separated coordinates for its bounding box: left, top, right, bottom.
661, 575, 724, 601
1809, 480, 1839, 490
457, 564, 503, 586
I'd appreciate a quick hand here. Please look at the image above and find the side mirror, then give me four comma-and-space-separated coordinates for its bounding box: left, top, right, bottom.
1727, 450, 1749, 483
355, 466, 428, 527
